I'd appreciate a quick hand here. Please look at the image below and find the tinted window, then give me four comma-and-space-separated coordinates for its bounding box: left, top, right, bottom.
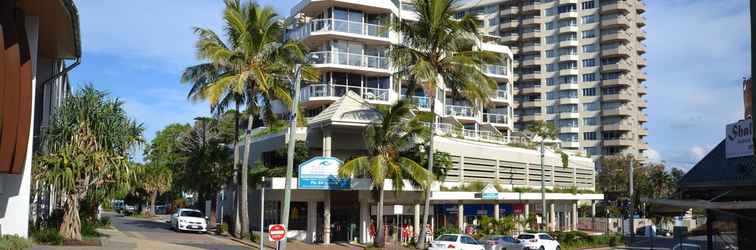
539, 234, 553, 240
437, 235, 458, 242
517, 234, 535, 240
180, 211, 203, 218
461, 236, 477, 244
501, 237, 515, 242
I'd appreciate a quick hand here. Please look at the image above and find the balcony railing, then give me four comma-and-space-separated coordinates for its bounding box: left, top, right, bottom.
409, 96, 430, 109
301, 84, 390, 102
308, 51, 389, 70
485, 64, 508, 76
493, 90, 509, 100
423, 122, 510, 144
483, 113, 508, 124
445, 104, 474, 118
287, 18, 389, 40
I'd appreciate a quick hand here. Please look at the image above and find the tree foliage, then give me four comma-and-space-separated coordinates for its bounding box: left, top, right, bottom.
173, 118, 234, 201
36, 85, 143, 240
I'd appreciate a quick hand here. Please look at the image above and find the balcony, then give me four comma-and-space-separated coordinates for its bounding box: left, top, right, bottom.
638, 84, 647, 95
501, 7, 519, 16
602, 77, 633, 87
558, 26, 579, 34
559, 54, 579, 62
559, 112, 580, 119
558, 40, 579, 48
483, 113, 509, 125
521, 4, 540, 14
637, 57, 647, 67
446, 104, 475, 119
600, 32, 631, 43
501, 33, 520, 43
602, 92, 632, 102
600, 2, 631, 14
521, 72, 543, 81
602, 123, 633, 131
639, 142, 649, 150
603, 138, 635, 147
638, 72, 647, 81
521, 44, 542, 53
300, 84, 390, 104
521, 31, 542, 40
522, 57, 543, 66
407, 96, 430, 109
637, 44, 647, 54
521, 17, 543, 27
638, 99, 648, 108
559, 126, 580, 133
559, 97, 580, 105
559, 68, 579, 76
602, 107, 633, 116
522, 99, 543, 108
287, 18, 389, 42
519, 113, 545, 122
308, 51, 389, 73
601, 46, 631, 58
517, 85, 541, 94
600, 61, 632, 72
639, 113, 648, 122
636, 16, 647, 27
560, 83, 580, 90
500, 20, 519, 30
491, 89, 510, 102
637, 30, 647, 40
600, 17, 631, 29
637, 1, 647, 13
639, 127, 649, 136
558, 11, 578, 19
485, 64, 508, 78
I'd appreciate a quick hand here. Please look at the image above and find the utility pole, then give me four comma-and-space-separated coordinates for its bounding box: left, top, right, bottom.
629, 157, 635, 243
540, 138, 546, 231
280, 64, 303, 250
260, 177, 265, 250
751, 0, 755, 156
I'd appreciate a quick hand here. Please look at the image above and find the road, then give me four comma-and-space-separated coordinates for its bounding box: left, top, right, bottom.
108, 212, 249, 250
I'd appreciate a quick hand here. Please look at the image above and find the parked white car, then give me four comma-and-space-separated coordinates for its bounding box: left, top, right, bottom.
170, 208, 207, 233
429, 234, 485, 250
672, 243, 701, 250
517, 233, 560, 250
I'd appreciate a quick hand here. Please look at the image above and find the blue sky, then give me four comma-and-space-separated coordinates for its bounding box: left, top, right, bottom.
68, 0, 751, 168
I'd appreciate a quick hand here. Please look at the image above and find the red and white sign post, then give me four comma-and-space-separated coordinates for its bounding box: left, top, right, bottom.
268, 224, 287, 242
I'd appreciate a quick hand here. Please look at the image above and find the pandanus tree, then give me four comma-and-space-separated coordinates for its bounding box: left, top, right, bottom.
338, 100, 433, 248
36, 85, 143, 240
181, 0, 316, 236
389, 0, 502, 247
139, 163, 172, 216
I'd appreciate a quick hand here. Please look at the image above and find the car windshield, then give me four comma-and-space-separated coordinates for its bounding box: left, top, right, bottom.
517, 234, 535, 240
481, 235, 502, 241
180, 211, 203, 217
436, 235, 458, 242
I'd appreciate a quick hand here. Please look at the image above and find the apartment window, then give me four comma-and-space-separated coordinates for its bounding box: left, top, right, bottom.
560, 104, 578, 113
582, 58, 596, 67
582, 87, 597, 96
558, 19, 577, 28
581, 1, 595, 9
583, 132, 597, 140
547, 63, 557, 72
582, 29, 596, 38
558, 4, 577, 13
585, 147, 599, 156
547, 35, 557, 44
547, 91, 559, 100
559, 90, 578, 98
559, 133, 579, 142
561, 75, 578, 84
582, 73, 596, 82
602, 72, 622, 80
489, 17, 498, 26
581, 15, 597, 24
558, 33, 577, 42
546, 21, 555, 30
584, 101, 600, 111
545, 7, 556, 16
559, 61, 577, 70
582, 43, 596, 53
559, 47, 577, 55
547, 105, 557, 114
560, 119, 578, 128
546, 50, 556, 58
583, 117, 598, 126
546, 78, 556, 85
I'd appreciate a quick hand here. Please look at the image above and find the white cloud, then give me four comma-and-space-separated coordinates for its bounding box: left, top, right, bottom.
688, 146, 707, 162
644, 148, 663, 164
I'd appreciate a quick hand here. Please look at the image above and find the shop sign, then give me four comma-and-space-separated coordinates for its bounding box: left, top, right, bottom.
726, 119, 753, 158
512, 204, 525, 214
298, 157, 350, 189
480, 183, 499, 200
394, 205, 404, 215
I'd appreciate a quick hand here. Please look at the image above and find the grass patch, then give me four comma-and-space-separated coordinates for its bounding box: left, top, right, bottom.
31, 228, 64, 245
0, 235, 32, 250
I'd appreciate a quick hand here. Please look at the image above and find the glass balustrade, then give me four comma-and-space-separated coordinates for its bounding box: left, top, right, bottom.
300, 84, 389, 102
308, 51, 388, 69
287, 18, 388, 40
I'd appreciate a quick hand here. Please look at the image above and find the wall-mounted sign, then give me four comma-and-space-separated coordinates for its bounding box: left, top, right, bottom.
298, 157, 350, 189
726, 119, 753, 159
481, 183, 499, 200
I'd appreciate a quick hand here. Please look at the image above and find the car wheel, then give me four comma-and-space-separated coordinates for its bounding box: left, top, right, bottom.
556, 247, 561, 250
539, 247, 544, 250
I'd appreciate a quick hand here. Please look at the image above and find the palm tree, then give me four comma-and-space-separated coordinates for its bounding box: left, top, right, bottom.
37, 85, 144, 240
181, 0, 315, 237
140, 164, 172, 216
338, 101, 432, 248
389, 0, 502, 246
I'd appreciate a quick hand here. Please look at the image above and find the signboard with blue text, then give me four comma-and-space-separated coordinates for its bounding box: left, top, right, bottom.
298, 157, 351, 189
481, 183, 499, 200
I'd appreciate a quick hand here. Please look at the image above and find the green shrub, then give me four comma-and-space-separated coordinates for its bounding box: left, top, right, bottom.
96, 217, 111, 228
249, 233, 260, 243
0, 235, 32, 250
434, 226, 460, 237
218, 223, 229, 234
81, 220, 102, 238
31, 228, 64, 245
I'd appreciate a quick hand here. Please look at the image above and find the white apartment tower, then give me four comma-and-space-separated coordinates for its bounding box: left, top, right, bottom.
456, 0, 648, 158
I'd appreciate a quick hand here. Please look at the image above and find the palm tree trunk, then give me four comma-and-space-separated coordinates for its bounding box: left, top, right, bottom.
417, 94, 436, 249
149, 191, 158, 216
240, 114, 254, 237
210, 192, 218, 227
376, 188, 386, 248
60, 192, 82, 241
232, 105, 242, 237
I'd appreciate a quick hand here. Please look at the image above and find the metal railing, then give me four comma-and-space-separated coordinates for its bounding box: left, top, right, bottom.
287, 18, 389, 40
493, 90, 509, 100
423, 122, 510, 144
485, 64, 508, 76
300, 84, 390, 102
308, 51, 389, 69
409, 96, 430, 109
483, 113, 508, 124
445, 104, 474, 117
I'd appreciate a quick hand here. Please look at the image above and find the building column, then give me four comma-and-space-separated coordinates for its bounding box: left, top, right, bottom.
322, 127, 332, 157
360, 200, 369, 244
414, 204, 421, 238
494, 204, 500, 221
572, 201, 578, 231
324, 192, 331, 244
458, 203, 464, 232
549, 203, 556, 231
306, 201, 317, 243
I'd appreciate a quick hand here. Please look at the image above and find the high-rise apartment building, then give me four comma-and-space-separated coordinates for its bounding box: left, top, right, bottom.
456, 0, 648, 158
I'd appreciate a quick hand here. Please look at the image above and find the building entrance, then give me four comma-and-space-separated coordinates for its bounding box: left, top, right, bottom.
330, 191, 359, 242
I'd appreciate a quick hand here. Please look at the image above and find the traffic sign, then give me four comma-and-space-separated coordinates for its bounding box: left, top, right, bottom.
268, 224, 287, 241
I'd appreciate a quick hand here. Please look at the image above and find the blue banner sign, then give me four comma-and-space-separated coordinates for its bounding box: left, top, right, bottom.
298, 157, 350, 189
